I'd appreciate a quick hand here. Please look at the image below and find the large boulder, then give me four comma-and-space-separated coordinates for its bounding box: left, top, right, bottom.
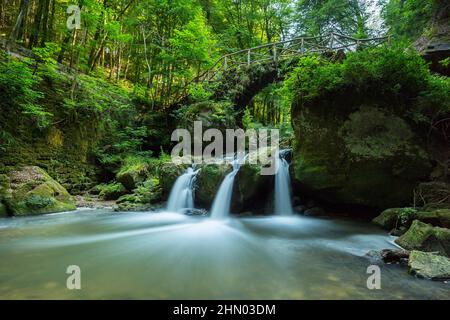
289, 48, 447, 210
232, 163, 273, 213
395, 220, 450, 257
408, 250, 450, 280
292, 105, 432, 209
159, 162, 189, 198
116, 161, 149, 191
3, 166, 76, 216
195, 162, 232, 208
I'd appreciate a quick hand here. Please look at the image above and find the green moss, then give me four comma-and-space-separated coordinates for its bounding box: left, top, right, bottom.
395, 220, 450, 257
408, 250, 450, 280
195, 163, 232, 206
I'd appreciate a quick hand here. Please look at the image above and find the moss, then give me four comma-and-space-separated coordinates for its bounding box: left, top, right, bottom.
195, 163, 232, 207
159, 162, 189, 197
395, 220, 450, 257
408, 250, 450, 280
0, 202, 7, 217
372, 208, 408, 230
116, 156, 151, 190
97, 182, 128, 201
5, 166, 76, 216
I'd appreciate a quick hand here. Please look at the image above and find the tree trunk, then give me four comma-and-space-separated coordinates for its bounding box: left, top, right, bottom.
9, 0, 30, 44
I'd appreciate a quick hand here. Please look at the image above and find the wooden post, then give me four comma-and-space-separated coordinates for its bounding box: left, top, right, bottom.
301, 38, 304, 54
329, 34, 334, 50
224, 56, 228, 70
247, 49, 251, 66
273, 44, 277, 62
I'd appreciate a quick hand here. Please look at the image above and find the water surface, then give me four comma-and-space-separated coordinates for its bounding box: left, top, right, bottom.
0, 209, 448, 299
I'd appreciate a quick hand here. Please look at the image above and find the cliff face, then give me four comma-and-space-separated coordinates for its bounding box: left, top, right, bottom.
415, 0, 450, 75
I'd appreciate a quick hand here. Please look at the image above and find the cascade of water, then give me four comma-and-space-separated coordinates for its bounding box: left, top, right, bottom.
209, 154, 244, 219
166, 167, 199, 213
274, 150, 294, 216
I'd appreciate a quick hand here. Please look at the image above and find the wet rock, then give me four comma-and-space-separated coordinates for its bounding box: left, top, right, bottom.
372, 208, 405, 230
294, 205, 307, 214
395, 220, 450, 257
183, 208, 208, 217
195, 162, 232, 207
389, 227, 407, 237
159, 162, 189, 197
380, 249, 410, 264
408, 251, 450, 281
373, 208, 450, 230
304, 207, 325, 217
3, 166, 76, 216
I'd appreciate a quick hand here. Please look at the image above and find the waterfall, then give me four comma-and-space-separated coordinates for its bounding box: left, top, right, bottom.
274, 150, 294, 216
167, 167, 199, 213
210, 155, 243, 219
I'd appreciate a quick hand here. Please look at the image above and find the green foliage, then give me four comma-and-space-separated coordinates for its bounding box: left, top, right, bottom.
287, 46, 435, 110
382, 0, 435, 40
0, 55, 51, 128
96, 182, 127, 200
399, 207, 417, 225
24, 194, 55, 209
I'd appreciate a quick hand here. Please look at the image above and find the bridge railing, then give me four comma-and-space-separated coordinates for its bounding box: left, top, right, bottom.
197, 32, 390, 84
171, 33, 390, 103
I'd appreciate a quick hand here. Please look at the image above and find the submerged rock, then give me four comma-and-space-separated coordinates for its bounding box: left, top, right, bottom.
408, 251, 450, 280
303, 207, 326, 217
3, 166, 76, 216
380, 249, 410, 264
395, 220, 450, 257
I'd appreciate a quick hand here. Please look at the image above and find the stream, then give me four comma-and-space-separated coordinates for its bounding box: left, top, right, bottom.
0, 209, 448, 299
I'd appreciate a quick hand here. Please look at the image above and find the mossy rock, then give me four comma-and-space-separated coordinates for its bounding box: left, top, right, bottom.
373, 208, 450, 230
5, 166, 76, 216
372, 208, 406, 230
232, 163, 272, 213
159, 162, 189, 197
96, 182, 128, 201
292, 96, 433, 209
116, 157, 151, 191
0, 202, 7, 217
195, 162, 232, 207
408, 250, 450, 280
395, 220, 450, 257
116, 177, 163, 210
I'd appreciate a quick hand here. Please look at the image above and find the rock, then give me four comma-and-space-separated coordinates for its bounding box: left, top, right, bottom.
195, 162, 232, 207
304, 207, 326, 217
159, 162, 189, 197
372, 208, 406, 230
380, 249, 410, 264
4, 166, 76, 216
183, 208, 208, 216
292, 196, 301, 206
373, 208, 450, 230
395, 220, 450, 257
291, 51, 436, 209
294, 205, 307, 214
116, 157, 153, 191
389, 227, 407, 237
408, 251, 450, 280
96, 182, 127, 201
232, 163, 272, 213
414, 209, 450, 229
0, 202, 7, 217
